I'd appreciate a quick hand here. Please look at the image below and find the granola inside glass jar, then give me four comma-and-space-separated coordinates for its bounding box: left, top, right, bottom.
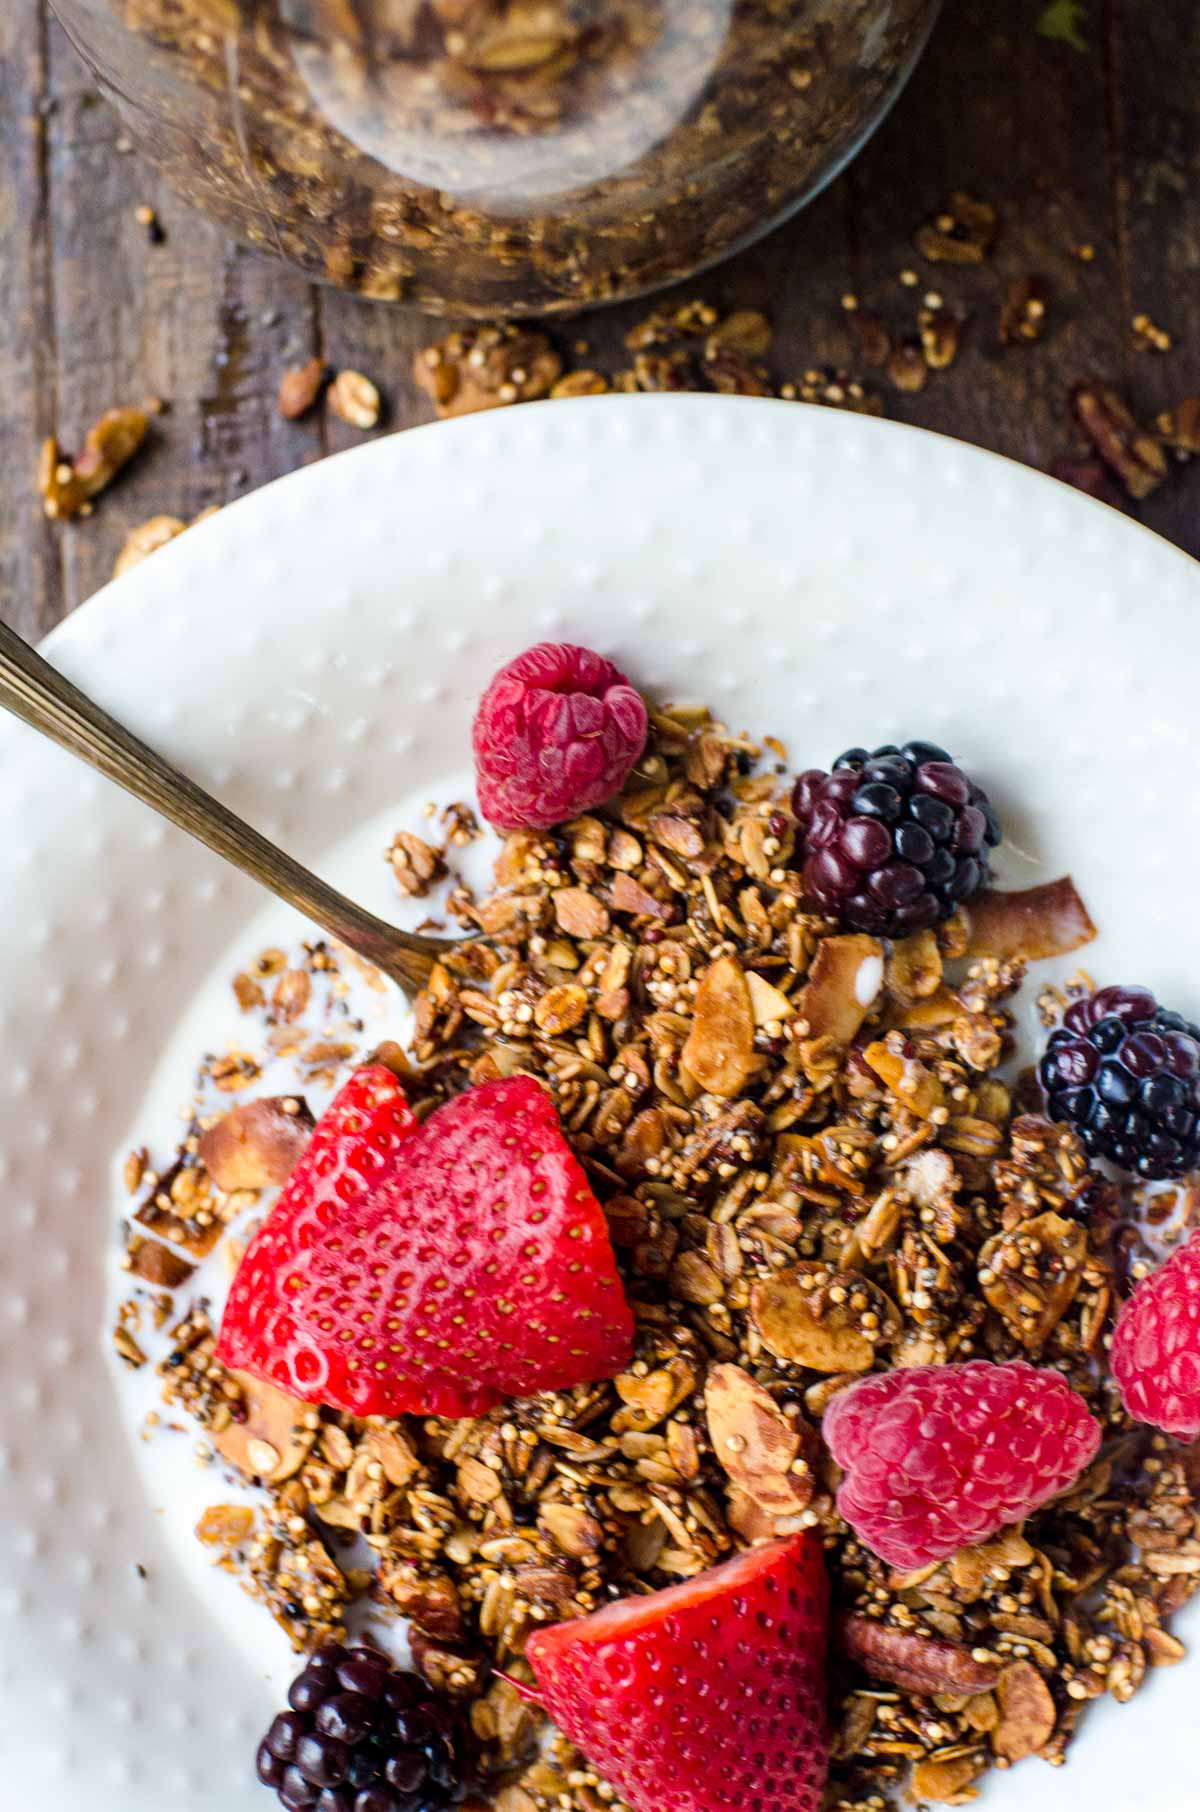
51, 0, 941, 316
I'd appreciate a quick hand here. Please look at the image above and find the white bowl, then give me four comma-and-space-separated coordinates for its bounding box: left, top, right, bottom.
2, 394, 1198, 1812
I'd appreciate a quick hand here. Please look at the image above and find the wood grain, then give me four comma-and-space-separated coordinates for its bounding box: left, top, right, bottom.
1, 0, 60, 640
5, 0, 1198, 631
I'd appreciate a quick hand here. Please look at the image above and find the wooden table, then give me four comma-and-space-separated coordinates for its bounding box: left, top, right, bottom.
4, 0, 1198, 641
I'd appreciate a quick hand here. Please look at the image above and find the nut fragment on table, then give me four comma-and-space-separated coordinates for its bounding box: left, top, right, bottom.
278, 357, 327, 420
414, 326, 562, 420
40, 406, 150, 520
328, 369, 382, 430
113, 504, 219, 578
916, 192, 998, 264
1000, 274, 1049, 344
1072, 383, 1168, 500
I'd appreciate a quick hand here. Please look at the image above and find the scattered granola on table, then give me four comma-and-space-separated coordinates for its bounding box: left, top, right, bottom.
40, 403, 151, 520
113, 648, 1200, 1812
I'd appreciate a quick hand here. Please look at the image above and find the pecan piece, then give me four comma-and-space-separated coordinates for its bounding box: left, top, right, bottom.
1158, 395, 1200, 457
916, 192, 998, 265
328, 369, 382, 429
1072, 383, 1168, 500
414, 326, 561, 420
113, 513, 186, 577
127, 1236, 195, 1290
377, 1556, 463, 1642
1000, 274, 1049, 345
389, 831, 446, 898
41, 406, 150, 519
845, 308, 892, 370
278, 357, 327, 420
840, 1615, 1002, 1695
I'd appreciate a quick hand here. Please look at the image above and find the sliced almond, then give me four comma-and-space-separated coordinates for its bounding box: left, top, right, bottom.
795, 934, 884, 1045
746, 970, 792, 1028
992, 1660, 1056, 1760
704, 1363, 814, 1514
681, 955, 756, 1097
198, 1096, 314, 1192
749, 1263, 896, 1372
553, 886, 610, 940
538, 1502, 603, 1557
212, 1371, 314, 1484
367, 1425, 420, 1488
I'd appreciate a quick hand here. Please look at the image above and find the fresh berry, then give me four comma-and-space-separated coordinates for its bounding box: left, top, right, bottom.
217, 1067, 634, 1419
256, 1642, 472, 1812
471, 642, 648, 831
792, 740, 1000, 936
526, 1535, 829, 1812
1040, 985, 1200, 1179
823, 1361, 1101, 1569
1111, 1229, 1200, 1437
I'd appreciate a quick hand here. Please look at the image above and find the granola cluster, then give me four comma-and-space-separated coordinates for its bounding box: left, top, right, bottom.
53, 0, 936, 315
114, 707, 1200, 1810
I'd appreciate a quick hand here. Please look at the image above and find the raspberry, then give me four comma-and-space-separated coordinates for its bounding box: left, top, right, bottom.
1111, 1229, 1200, 1437
256, 1643, 473, 1811
792, 740, 1000, 937
823, 1361, 1101, 1569
472, 642, 648, 831
1040, 984, 1200, 1179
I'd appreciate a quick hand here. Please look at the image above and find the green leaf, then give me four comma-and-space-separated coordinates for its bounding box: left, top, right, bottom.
1037, 0, 1088, 51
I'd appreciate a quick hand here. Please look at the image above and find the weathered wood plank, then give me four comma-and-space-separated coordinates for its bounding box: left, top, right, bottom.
0, 0, 61, 641
43, 12, 324, 611
1106, 0, 1200, 559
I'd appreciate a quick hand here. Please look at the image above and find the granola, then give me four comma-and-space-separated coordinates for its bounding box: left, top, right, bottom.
113, 705, 1200, 1810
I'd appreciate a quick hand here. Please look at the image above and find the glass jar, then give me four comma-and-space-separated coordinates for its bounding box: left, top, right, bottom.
51, 1, 941, 317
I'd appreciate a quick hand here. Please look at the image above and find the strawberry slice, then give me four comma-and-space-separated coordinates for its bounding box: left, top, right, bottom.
525, 1535, 830, 1812
216, 1067, 634, 1418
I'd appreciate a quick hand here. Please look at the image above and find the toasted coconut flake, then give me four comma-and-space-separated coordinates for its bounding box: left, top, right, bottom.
964, 878, 1096, 962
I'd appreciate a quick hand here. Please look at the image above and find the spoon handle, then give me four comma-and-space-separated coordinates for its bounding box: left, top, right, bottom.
0, 617, 443, 999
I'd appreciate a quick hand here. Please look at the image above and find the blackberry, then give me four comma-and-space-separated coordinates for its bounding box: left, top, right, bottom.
256, 1644, 473, 1812
791, 740, 1000, 937
1040, 985, 1200, 1180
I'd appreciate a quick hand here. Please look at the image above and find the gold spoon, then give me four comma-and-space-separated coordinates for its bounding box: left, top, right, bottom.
0, 617, 451, 999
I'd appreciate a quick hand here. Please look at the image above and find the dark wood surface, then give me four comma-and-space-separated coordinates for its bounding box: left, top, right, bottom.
4, 0, 1200, 642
